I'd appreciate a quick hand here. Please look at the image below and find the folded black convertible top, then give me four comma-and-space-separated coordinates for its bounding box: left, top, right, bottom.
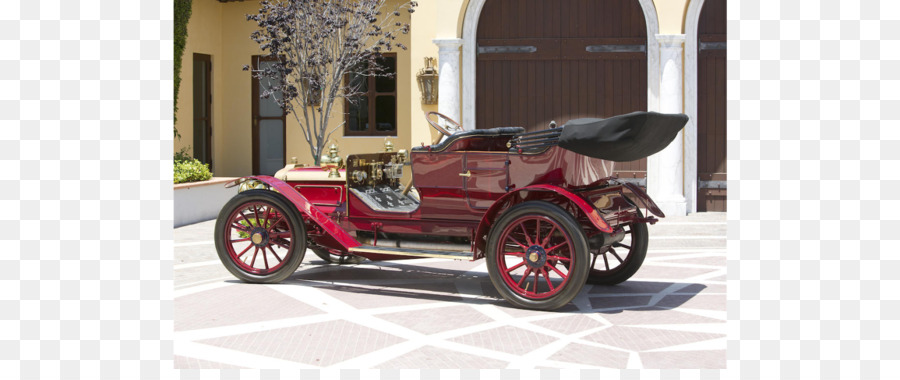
558, 111, 689, 162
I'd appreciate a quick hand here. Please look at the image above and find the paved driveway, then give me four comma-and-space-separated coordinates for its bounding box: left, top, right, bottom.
173, 212, 726, 369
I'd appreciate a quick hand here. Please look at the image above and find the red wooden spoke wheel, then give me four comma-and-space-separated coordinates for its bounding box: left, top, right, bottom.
585, 209, 649, 285
486, 201, 590, 311
214, 190, 306, 283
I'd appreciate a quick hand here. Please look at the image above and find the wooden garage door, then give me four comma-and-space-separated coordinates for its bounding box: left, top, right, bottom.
697, 0, 727, 211
476, 0, 648, 182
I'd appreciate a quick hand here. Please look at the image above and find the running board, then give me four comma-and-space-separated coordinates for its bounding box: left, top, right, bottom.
348, 245, 473, 260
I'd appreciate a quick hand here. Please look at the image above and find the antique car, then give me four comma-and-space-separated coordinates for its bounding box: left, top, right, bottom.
213, 111, 688, 310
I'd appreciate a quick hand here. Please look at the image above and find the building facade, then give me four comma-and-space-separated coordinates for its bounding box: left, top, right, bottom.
174, 0, 726, 214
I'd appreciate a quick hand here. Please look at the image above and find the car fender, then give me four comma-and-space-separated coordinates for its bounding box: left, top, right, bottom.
616, 180, 665, 218
472, 184, 612, 259
225, 176, 361, 251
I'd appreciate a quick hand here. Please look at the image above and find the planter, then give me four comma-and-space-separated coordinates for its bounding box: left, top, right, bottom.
174, 177, 239, 228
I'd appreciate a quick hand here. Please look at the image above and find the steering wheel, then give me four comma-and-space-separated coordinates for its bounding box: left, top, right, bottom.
425, 111, 463, 137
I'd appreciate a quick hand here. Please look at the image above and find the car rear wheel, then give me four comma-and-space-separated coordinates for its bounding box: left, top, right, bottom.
586, 208, 649, 285
214, 190, 306, 283
486, 201, 590, 311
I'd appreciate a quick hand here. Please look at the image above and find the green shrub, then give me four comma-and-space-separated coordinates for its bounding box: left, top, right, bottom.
174, 0, 192, 139
174, 157, 212, 184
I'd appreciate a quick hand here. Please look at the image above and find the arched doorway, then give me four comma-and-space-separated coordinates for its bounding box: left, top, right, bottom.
471, 0, 653, 183
695, 0, 726, 211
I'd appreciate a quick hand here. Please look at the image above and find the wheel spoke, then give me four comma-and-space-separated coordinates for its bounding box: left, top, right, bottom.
610, 248, 624, 264
603, 252, 610, 270
508, 236, 529, 250
517, 268, 532, 288
541, 225, 557, 247
250, 247, 259, 267
270, 231, 292, 239
262, 206, 272, 229
262, 247, 269, 270
548, 263, 567, 278
231, 222, 251, 233
267, 216, 285, 233
271, 239, 291, 250
506, 260, 526, 273
236, 243, 253, 259
534, 219, 541, 247
546, 255, 571, 262
590, 252, 599, 270
267, 245, 283, 263
546, 241, 568, 253
239, 210, 255, 227
504, 252, 526, 257
614, 243, 631, 250
533, 270, 540, 293
230, 237, 251, 243
520, 224, 533, 245
252, 205, 261, 226
541, 268, 554, 291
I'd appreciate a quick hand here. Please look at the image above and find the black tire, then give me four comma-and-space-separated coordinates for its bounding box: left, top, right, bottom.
586, 208, 649, 285
486, 201, 590, 311
214, 189, 306, 283
310, 247, 366, 265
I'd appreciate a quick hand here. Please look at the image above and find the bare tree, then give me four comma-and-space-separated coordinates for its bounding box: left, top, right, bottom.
244, 0, 417, 165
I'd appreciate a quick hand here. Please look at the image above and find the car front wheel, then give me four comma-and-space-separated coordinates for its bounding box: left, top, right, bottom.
214, 189, 306, 283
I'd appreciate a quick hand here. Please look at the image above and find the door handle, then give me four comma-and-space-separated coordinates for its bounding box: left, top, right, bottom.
459, 170, 471, 177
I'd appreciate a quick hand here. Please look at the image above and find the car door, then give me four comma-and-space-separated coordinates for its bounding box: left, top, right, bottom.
464, 152, 509, 209
411, 151, 471, 220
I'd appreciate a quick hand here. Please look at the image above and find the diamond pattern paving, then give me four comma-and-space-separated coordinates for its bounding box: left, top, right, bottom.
198, 320, 405, 366
583, 326, 725, 352
640, 350, 726, 369
546, 342, 630, 368
174, 284, 324, 332
378, 305, 495, 335
597, 307, 724, 325
173, 355, 245, 369
374, 345, 509, 369
175, 213, 727, 369
449, 325, 558, 356
529, 314, 607, 335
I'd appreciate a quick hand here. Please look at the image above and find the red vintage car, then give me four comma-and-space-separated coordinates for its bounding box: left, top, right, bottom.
214, 111, 688, 310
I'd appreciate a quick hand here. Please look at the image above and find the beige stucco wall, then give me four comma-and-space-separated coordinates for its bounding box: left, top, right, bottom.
175, 0, 444, 177
175, 0, 693, 177
174, 0, 223, 165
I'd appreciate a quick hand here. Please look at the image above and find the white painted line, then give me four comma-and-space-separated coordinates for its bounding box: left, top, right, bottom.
173, 278, 235, 297
174, 240, 215, 248
175, 340, 317, 369
175, 313, 336, 342
174, 260, 221, 270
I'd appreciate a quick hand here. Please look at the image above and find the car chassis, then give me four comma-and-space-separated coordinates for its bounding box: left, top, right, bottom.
214, 111, 688, 310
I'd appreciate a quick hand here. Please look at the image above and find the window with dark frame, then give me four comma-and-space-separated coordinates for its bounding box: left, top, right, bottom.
344, 54, 397, 136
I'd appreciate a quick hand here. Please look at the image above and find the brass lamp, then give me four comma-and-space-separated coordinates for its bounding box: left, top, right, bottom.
416, 57, 439, 105
320, 143, 343, 178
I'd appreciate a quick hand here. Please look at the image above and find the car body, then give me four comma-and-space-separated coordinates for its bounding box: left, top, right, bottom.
214, 111, 688, 310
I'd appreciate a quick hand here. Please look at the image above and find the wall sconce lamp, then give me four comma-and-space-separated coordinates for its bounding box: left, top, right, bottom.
416, 57, 439, 105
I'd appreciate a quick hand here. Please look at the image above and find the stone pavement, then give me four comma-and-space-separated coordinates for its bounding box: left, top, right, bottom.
173, 212, 726, 369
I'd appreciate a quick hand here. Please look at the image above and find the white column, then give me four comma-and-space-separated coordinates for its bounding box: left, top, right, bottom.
647, 34, 687, 216
433, 38, 464, 129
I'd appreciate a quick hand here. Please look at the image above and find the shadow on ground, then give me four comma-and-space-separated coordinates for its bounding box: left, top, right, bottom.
249, 260, 709, 313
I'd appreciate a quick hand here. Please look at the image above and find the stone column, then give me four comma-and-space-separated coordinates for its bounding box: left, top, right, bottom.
647, 34, 687, 216
433, 38, 464, 129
